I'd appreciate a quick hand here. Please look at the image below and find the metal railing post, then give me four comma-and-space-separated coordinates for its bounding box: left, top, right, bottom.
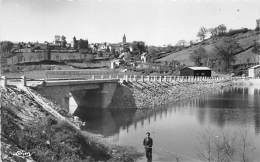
125, 75, 128, 82
0, 76, 6, 87
21, 75, 27, 86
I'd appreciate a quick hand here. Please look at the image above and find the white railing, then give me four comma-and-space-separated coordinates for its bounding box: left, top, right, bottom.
0, 75, 27, 87
122, 75, 228, 83
0, 74, 236, 88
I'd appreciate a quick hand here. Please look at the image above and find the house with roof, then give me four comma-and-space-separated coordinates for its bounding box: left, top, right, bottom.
141, 52, 148, 63
180, 66, 211, 77
248, 65, 260, 78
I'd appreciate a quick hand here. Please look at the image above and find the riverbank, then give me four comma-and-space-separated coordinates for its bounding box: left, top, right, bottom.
1, 77, 233, 162
1, 86, 142, 162
123, 79, 232, 109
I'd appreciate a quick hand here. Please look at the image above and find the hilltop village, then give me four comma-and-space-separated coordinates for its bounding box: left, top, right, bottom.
1, 19, 260, 77
1, 34, 173, 74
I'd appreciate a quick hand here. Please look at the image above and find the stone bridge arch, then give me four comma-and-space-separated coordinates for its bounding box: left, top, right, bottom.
35, 80, 136, 115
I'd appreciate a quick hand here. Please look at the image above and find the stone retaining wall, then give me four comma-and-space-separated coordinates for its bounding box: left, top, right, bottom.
122, 79, 232, 109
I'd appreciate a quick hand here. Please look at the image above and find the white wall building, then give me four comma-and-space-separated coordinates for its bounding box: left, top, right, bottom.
141, 52, 148, 63
248, 65, 260, 78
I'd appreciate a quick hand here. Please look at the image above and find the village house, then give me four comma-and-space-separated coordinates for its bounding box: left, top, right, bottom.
110, 59, 120, 69
7, 49, 93, 65
141, 52, 148, 63
180, 67, 212, 77
6, 43, 93, 65
5, 36, 98, 66
248, 65, 260, 78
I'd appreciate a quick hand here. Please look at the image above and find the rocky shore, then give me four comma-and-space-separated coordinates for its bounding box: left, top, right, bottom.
123, 79, 232, 109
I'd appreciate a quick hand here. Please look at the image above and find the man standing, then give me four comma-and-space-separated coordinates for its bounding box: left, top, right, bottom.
143, 132, 153, 160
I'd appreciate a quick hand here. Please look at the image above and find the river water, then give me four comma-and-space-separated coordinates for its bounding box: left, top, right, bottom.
75, 86, 260, 162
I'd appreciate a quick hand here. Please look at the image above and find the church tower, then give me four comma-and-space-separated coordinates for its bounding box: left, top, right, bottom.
122, 34, 126, 44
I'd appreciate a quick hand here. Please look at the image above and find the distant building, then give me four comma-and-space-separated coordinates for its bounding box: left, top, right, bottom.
248, 65, 260, 78
256, 19, 260, 30
110, 43, 123, 54
110, 59, 120, 69
118, 52, 131, 61
141, 52, 148, 63
7, 51, 48, 65
180, 67, 211, 77
6, 49, 89, 65
123, 34, 126, 44
54, 35, 62, 46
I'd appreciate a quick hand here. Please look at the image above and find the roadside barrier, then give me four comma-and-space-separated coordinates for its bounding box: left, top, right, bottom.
1, 73, 242, 88
0, 75, 27, 87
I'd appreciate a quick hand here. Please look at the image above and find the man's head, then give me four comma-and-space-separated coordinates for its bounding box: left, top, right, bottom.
146, 132, 150, 137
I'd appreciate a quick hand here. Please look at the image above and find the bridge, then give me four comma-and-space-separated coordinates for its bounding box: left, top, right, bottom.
0, 69, 229, 87
0, 70, 233, 115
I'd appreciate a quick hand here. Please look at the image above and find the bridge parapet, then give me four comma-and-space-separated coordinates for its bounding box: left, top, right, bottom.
0, 75, 27, 87
1, 73, 232, 88
43, 70, 230, 83
0, 74, 232, 86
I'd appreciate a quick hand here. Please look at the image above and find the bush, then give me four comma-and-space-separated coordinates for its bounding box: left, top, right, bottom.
13, 118, 107, 162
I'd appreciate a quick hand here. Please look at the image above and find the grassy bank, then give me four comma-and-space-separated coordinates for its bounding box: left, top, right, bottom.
1, 86, 142, 162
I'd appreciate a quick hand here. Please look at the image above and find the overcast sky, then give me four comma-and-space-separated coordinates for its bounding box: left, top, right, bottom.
0, 0, 259, 45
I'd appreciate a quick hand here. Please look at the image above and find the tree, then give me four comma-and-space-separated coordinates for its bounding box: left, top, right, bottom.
255, 19, 260, 31
208, 24, 227, 39
252, 40, 260, 64
131, 41, 146, 56
190, 40, 194, 47
176, 40, 187, 47
197, 129, 255, 162
54, 35, 61, 45
72, 36, 78, 50
217, 24, 227, 36
78, 39, 89, 49
190, 46, 207, 66
208, 28, 219, 39
214, 38, 241, 72
0, 41, 14, 54
197, 27, 208, 41
61, 35, 67, 48
207, 52, 219, 69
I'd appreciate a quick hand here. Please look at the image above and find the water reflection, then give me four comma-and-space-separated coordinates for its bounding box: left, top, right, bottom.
76, 86, 260, 137
74, 86, 260, 161
75, 108, 136, 137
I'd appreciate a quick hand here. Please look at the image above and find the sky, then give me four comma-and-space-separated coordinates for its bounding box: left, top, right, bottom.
0, 0, 259, 46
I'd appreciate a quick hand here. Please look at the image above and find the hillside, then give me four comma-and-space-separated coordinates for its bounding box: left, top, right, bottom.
157, 30, 260, 67
1, 86, 142, 162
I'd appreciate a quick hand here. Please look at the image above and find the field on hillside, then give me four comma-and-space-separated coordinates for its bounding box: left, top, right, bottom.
157, 31, 260, 67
